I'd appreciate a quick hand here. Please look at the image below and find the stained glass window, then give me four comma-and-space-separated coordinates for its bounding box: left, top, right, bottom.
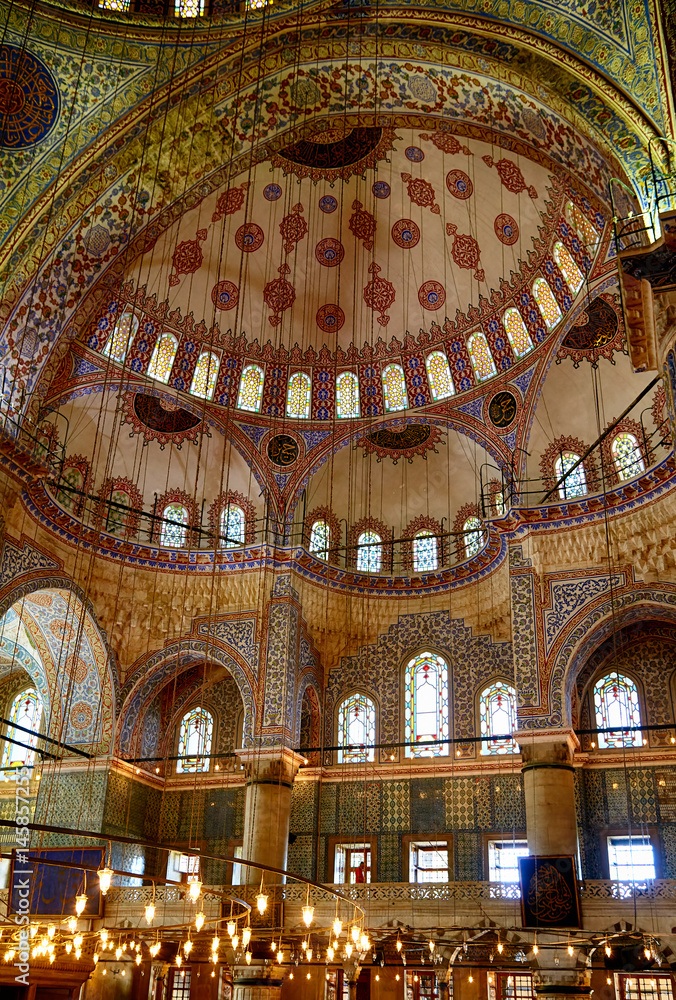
147, 332, 179, 384
1, 689, 42, 768
336, 372, 360, 419
612, 433, 645, 481
237, 364, 265, 413
102, 311, 138, 364
566, 201, 599, 248
287, 372, 312, 419
99, 0, 130, 9
493, 491, 505, 516
554, 242, 584, 293
60, 466, 84, 512
108, 489, 133, 535
426, 351, 455, 400
413, 530, 438, 572
337, 693, 376, 764
177, 706, 213, 772
245, 0, 273, 7
220, 504, 245, 547
503, 308, 533, 358
175, 0, 204, 15
357, 530, 382, 572
554, 451, 587, 499
463, 516, 485, 558
382, 364, 408, 412
190, 351, 219, 400
533, 278, 563, 329
404, 651, 449, 758
160, 503, 189, 547
479, 681, 518, 755
593, 671, 642, 749
467, 332, 497, 381
309, 520, 330, 559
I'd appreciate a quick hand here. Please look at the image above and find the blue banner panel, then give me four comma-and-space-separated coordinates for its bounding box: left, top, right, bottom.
9, 847, 104, 917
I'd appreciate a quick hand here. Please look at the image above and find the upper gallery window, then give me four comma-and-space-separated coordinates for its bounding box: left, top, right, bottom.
413, 530, 438, 573
532, 277, 562, 330
409, 842, 450, 883
309, 520, 330, 560
99, 0, 130, 10
220, 504, 245, 547
425, 351, 455, 400
177, 706, 213, 772
553, 242, 584, 293
246, 0, 273, 8
160, 503, 189, 547
287, 372, 312, 419
357, 530, 382, 573
502, 307, 534, 358
237, 365, 265, 413
467, 332, 497, 381
107, 488, 134, 535
175, 0, 204, 15
566, 201, 600, 249
404, 651, 449, 758
479, 681, 518, 755
333, 843, 371, 884
607, 835, 655, 883
1, 689, 42, 769
102, 310, 138, 364
488, 839, 529, 884
593, 671, 642, 749
146, 332, 179, 384
337, 693, 376, 764
612, 432, 645, 481
190, 351, 219, 400
463, 516, 485, 558
554, 451, 587, 499
336, 372, 360, 419
382, 364, 408, 412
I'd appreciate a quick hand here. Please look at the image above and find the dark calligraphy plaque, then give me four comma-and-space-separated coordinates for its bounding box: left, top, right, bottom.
488, 390, 518, 428
267, 434, 300, 467
0, 46, 60, 149
518, 855, 581, 928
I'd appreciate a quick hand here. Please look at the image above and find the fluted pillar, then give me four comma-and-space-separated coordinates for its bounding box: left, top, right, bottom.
238, 747, 305, 883
518, 730, 579, 857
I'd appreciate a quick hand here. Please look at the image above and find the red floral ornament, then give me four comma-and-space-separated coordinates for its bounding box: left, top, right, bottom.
349, 199, 377, 250
169, 228, 207, 287
445, 224, 485, 282
211, 181, 250, 223
482, 155, 537, 199
418, 131, 471, 156
363, 262, 395, 325
279, 203, 308, 254
264, 263, 296, 326
401, 172, 440, 214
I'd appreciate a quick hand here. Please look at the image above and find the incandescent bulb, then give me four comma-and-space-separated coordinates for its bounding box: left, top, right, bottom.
302, 905, 314, 927
345, 942, 353, 958
75, 894, 87, 917
195, 912, 205, 932
227, 921, 236, 938
256, 892, 268, 915
98, 867, 114, 895
242, 927, 251, 947
145, 903, 155, 924
332, 918, 343, 937
246, 950, 252, 965
188, 878, 202, 903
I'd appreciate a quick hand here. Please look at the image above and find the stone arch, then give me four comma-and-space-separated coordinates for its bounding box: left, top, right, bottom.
160, 667, 246, 773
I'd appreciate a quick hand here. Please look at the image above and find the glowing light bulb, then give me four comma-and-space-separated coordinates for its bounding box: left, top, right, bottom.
533, 943, 539, 956
188, 878, 202, 903
289, 972, 294, 980
47, 924, 55, 939
93, 953, 99, 965
568, 943, 574, 957
98, 867, 114, 895
68, 917, 78, 934
645, 946, 652, 960
429, 940, 435, 953
242, 927, 251, 948
232, 935, 239, 951
277, 949, 284, 964
75, 948, 81, 960
469, 974, 474, 983
332, 917, 343, 937
246, 950, 252, 964
307, 948, 313, 961
302, 904, 314, 927
195, 912, 205, 932
74, 935, 83, 949
256, 892, 268, 915
345, 942, 353, 958
115, 947, 122, 960
605, 942, 611, 958
396, 938, 402, 952
100, 929, 109, 944
66, 942, 73, 955
360, 934, 369, 952
145, 903, 156, 924
351, 926, 360, 944
396, 974, 400, 982
212, 936, 220, 952
497, 941, 503, 955
136, 954, 141, 966
307, 972, 311, 979
327, 946, 334, 961
176, 954, 182, 967
75, 894, 87, 917
607, 978, 612, 986
49, 953, 55, 964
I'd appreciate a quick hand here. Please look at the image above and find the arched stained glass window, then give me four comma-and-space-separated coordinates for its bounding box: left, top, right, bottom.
467, 333, 497, 381
108, 489, 133, 535
357, 531, 382, 573
147, 332, 179, 383
160, 503, 189, 547
503, 308, 533, 358
413, 531, 438, 573
493, 491, 505, 516
426, 351, 454, 400
336, 372, 360, 419
287, 372, 312, 419
102, 311, 138, 364
337, 693, 376, 764
553, 242, 584, 293
237, 364, 265, 413
99, 0, 130, 10
533, 278, 562, 330
404, 651, 449, 758
60, 467, 84, 512
309, 520, 330, 559
382, 364, 408, 412
177, 706, 213, 772
220, 504, 245, 547
479, 681, 518, 755
566, 201, 599, 248
554, 452, 587, 499
463, 516, 485, 558
612, 432, 645, 481
593, 671, 642, 749
175, 0, 204, 15
190, 351, 219, 400
1, 689, 42, 768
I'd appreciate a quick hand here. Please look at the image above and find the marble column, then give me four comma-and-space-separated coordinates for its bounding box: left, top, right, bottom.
518, 730, 579, 857
238, 747, 305, 883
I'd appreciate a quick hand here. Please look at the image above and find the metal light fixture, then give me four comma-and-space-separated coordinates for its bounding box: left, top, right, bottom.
332, 916, 342, 937
188, 877, 202, 903
245, 951, 252, 965
242, 927, 251, 948
74, 894, 87, 917
256, 877, 268, 915
302, 903, 314, 927
195, 912, 205, 932
145, 902, 155, 924
98, 867, 114, 895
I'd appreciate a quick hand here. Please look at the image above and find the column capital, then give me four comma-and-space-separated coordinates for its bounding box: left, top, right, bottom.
236, 746, 306, 787
516, 728, 580, 769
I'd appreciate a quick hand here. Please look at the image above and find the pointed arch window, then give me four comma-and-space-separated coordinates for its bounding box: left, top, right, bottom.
612, 432, 645, 481
99, 0, 130, 9
287, 372, 312, 419
60, 466, 84, 512
553, 242, 584, 293
413, 531, 438, 573
160, 503, 189, 547
147, 332, 179, 383
426, 351, 455, 400
566, 201, 599, 249
467, 332, 497, 381
102, 310, 138, 364
175, 0, 204, 15
337, 693, 376, 764
593, 671, 642, 749
533, 278, 562, 329
479, 681, 518, 755
108, 488, 133, 535
309, 520, 330, 560
220, 504, 245, 547
404, 651, 449, 758
237, 364, 265, 413
493, 491, 505, 516
503, 308, 534, 358
190, 351, 219, 400
1, 689, 42, 768
177, 706, 213, 772
463, 516, 485, 558
554, 451, 587, 499
382, 364, 408, 412
357, 531, 382, 573
336, 372, 360, 419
